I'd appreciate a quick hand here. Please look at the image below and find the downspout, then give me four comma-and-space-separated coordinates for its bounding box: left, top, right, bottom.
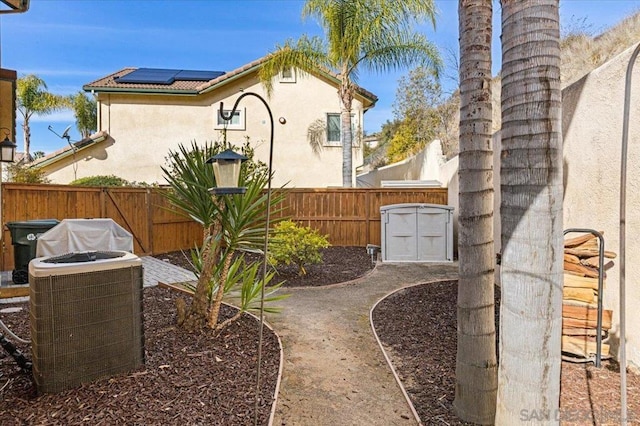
619, 41, 640, 426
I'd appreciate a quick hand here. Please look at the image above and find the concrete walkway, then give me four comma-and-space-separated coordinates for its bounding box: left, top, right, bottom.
140, 256, 196, 287
265, 262, 458, 426
0, 256, 196, 303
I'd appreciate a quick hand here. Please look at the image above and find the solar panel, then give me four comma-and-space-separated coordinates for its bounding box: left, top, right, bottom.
115, 68, 224, 85
176, 70, 224, 81
116, 68, 178, 84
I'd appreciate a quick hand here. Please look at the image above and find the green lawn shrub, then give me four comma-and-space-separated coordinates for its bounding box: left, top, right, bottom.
269, 220, 330, 275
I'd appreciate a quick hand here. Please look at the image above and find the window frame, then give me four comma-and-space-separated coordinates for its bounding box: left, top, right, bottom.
324, 112, 359, 147
279, 68, 296, 83
325, 113, 342, 146
214, 107, 246, 130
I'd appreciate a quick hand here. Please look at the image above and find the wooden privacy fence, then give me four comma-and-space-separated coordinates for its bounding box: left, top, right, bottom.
272, 188, 448, 246
0, 183, 447, 271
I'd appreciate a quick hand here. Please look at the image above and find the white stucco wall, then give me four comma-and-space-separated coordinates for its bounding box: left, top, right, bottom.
356, 140, 446, 187
46, 72, 366, 188
561, 42, 640, 369
449, 43, 640, 369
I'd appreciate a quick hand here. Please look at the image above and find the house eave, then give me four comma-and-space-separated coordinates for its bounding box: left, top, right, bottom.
30, 132, 108, 169
83, 85, 199, 96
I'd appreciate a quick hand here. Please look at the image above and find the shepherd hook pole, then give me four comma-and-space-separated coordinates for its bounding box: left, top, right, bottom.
219, 91, 274, 426
619, 41, 640, 426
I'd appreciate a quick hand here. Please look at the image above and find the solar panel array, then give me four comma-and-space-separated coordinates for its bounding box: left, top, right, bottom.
116, 68, 224, 85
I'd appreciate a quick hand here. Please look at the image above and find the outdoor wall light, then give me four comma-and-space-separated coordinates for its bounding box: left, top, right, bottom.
0, 127, 17, 163
206, 148, 248, 195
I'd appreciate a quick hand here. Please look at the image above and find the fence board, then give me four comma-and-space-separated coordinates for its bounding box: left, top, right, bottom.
149, 191, 202, 254
1, 184, 447, 271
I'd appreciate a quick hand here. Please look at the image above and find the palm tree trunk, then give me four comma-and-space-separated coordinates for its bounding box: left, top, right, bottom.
496, 1, 563, 423
454, 1, 497, 423
21, 120, 31, 161
341, 109, 353, 187
340, 77, 354, 187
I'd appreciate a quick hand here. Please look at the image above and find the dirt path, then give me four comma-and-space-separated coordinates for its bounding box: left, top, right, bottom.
266, 262, 458, 426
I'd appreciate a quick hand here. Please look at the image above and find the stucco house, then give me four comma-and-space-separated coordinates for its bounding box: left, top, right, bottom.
33, 57, 377, 187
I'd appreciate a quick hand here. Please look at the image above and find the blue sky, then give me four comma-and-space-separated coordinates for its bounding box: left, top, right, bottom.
0, 0, 638, 155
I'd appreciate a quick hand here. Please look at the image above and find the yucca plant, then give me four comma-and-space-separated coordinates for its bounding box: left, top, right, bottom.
161, 140, 286, 331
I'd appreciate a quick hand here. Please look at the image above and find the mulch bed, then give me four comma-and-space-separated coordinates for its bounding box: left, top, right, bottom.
156, 246, 375, 288
0, 288, 280, 425
372, 280, 640, 425
2, 247, 638, 425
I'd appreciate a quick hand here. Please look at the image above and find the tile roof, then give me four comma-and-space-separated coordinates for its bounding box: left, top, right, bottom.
30, 131, 109, 168
84, 69, 202, 93
83, 56, 378, 105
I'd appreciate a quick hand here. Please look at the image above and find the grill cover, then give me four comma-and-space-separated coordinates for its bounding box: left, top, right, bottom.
36, 219, 133, 257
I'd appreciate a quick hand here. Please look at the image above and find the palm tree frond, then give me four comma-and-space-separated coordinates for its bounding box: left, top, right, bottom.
259, 36, 332, 96
358, 32, 443, 78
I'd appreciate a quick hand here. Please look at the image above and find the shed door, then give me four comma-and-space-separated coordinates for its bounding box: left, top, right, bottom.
385, 206, 417, 261
417, 206, 449, 261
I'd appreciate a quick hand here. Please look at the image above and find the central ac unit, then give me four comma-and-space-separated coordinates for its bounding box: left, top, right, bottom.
29, 251, 144, 394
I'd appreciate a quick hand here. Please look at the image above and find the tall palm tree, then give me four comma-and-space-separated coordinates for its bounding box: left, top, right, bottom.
69, 91, 97, 139
496, 0, 563, 423
16, 74, 69, 160
260, 0, 442, 187
454, 0, 497, 424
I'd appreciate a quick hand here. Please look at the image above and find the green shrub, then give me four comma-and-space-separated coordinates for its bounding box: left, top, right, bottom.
7, 163, 50, 183
70, 175, 130, 187
269, 220, 330, 275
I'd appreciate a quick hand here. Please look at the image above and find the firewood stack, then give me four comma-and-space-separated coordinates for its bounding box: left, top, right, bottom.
562, 232, 616, 360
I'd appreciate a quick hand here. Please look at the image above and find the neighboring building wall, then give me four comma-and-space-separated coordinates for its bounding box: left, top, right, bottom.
440, 154, 459, 256
356, 140, 445, 187
48, 73, 365, 188
561, 42, 640, 369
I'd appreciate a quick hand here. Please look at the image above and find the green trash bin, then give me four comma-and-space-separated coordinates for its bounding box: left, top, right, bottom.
6, 219, 60, 284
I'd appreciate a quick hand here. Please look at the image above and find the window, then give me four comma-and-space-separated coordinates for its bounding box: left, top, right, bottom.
326, 114, 341, 145
215, 108, 245, 130
279, 68, 296, 83
325, 113, 358, 146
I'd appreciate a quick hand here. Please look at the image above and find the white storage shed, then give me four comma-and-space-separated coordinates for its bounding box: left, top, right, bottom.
380, 203, 454, 262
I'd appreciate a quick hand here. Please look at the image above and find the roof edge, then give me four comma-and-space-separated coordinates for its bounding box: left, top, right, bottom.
30, 131, 109, 169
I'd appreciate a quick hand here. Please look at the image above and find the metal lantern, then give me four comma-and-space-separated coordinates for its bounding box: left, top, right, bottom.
206, 148, 248, 195
0, 129, 17, 163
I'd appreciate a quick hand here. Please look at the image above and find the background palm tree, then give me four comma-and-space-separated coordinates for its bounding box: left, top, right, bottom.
69, 91, 97, 139
16, 74, 69, 160
260, 0, 442, 187
454, 0, 497, 423
496, 0, 563, 423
